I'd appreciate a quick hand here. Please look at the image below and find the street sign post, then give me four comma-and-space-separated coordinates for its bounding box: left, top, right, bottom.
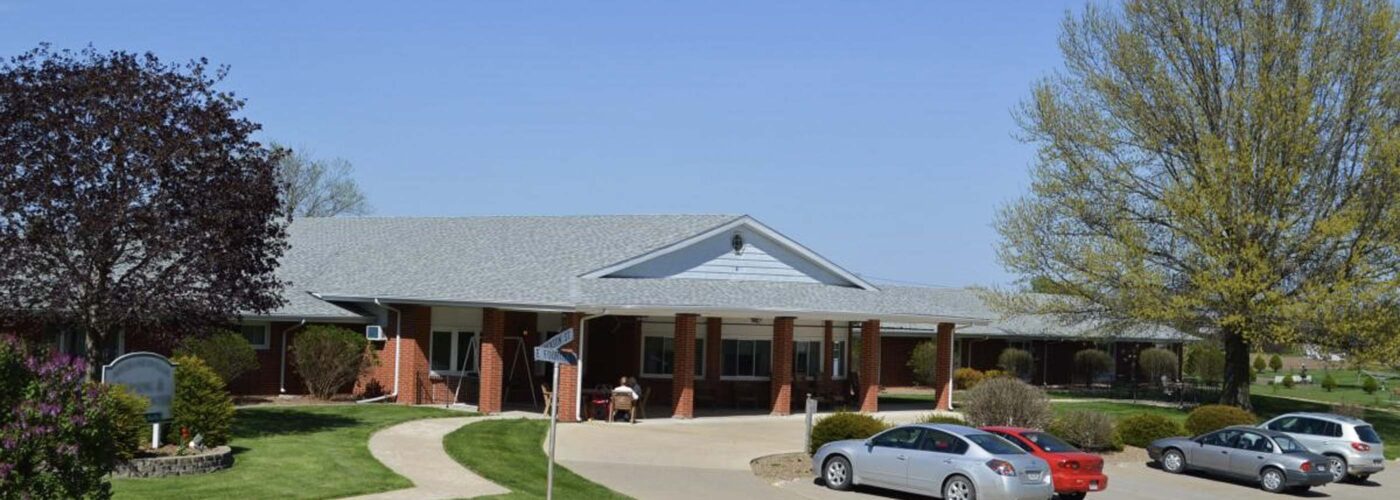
536, 328, 577, 500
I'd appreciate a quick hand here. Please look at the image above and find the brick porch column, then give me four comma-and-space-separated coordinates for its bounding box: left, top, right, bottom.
478, 308, 505, 414
934, 322, 956, 411
557, 312, 583, 422
820, 320, 834, 394
771, 317, 795, 415
705, 318, 722, 384
859, 319, 880, 413
672, 314, 699, 419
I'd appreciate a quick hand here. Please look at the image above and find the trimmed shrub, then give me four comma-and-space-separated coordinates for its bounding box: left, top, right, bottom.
906, 340, 939, 386
109, 385, 150, 460
293, 325, 374, 399
1073, 349, 1112, 386
170, 355, 236, 447
1048, 410, 1121, 451
1362, 375, 1380, 395
1138, 348, 1179, 385
1185, 345, 1225, 386
1185, 405, 1257, 436
1331, 403, 1365, 419
0, 335, 130, 498
1253, 355, 1267, 374
982, 369, 1009, 380
997, 348, 1035, 380
1119, 414, 1184, 448
175, 329, 260, 383
962, 377, 1052, 429
953, 368, 984, 390
917, 413, 967, 425
1281, 375, 1295, 389
809, 412, 889, 454
1321, 372, 1337, 392
1268, 354, 1283, 373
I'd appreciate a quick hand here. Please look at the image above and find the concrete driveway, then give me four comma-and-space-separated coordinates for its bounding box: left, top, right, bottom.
556, 412, 1397, 500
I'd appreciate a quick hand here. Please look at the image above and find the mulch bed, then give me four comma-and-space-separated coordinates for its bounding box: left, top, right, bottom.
750, 452, 813, 482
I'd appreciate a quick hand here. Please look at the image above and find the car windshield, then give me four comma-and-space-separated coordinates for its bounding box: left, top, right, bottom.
1023, 432, 1078, 452
1356, 425, 1382, 445
1273, 435, 1306, 453
967, 434, 1027, 455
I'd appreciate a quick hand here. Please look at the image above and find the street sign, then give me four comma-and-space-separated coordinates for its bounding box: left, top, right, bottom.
534, 347, 577, 365
538, 328, 574, 351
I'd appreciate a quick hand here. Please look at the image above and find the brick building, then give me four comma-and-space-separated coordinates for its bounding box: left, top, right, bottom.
35, 214, 1189, 420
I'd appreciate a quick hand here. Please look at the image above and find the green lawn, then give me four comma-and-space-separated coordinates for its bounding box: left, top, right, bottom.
113, 404, 462, 499
1251, 368, 1400, 408
444, 419, 630, 500
1052, 400, 1188, 423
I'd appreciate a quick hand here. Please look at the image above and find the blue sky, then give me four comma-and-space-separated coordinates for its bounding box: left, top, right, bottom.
2, 1, 1081, 288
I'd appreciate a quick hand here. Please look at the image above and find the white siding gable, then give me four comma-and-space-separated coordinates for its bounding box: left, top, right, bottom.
604, 226, 859, 287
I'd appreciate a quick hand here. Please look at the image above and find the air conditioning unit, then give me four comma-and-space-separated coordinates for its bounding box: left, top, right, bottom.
365, 325, 386, 341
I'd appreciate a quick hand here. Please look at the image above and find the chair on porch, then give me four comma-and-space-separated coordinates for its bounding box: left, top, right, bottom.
540, 384, 553, 417
636, 386, 651, 419
609, 393, 636, 423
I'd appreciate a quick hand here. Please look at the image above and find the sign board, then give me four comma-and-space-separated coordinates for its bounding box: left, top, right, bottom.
102, 352, 177, 422
538, 328, 574, 351
534, 347, 577, 365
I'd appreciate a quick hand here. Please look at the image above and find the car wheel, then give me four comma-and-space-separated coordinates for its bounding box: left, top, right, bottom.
823, 456, 853, 491
1260, 467, 1287, 493
943, 475, 976, 500
1326, 455, 1347, 483
1161, 449, 1186, 474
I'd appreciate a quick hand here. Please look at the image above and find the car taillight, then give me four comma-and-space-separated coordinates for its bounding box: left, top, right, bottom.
986, 459, 1017, 477
1058, 460, 1080, 470
1300, 461, 1312, 472
1352, 442, 1371, 452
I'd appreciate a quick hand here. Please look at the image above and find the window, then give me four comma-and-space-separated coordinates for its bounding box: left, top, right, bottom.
640, 336, 704, 377
1275, 435, 1306, 453
831, 340, 847, 379
871, 427, 923, 449
1356, 425, 1382, 444
1201, 429, 1241, 447
793, 341, 821, 378
239, 324, 270, 350
1022, 431, 1078, 453
967, 434, 1026, 455
429, 330, 477, 374
1235, 432, 1273, 452
721, 339, 772, 378
920, 429, 969, 454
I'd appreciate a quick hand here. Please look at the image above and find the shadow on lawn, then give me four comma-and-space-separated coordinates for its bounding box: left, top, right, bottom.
230, 408, 360, 439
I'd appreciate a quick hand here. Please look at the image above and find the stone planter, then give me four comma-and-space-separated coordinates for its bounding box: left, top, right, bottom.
112, 445, 234, 478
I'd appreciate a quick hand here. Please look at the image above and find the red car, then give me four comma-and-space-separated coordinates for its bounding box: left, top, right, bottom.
981, 426, 1107, 500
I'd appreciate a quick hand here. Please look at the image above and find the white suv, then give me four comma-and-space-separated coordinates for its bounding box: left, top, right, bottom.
1261, 412, 1386, 483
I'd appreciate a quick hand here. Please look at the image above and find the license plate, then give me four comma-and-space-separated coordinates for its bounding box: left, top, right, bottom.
1090, 481, 1100, 491
1376, 459, 1384, 465
1026, 471, 1042, 481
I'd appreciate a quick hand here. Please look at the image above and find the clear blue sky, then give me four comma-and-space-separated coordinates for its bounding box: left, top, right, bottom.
2, 0, 1082, 288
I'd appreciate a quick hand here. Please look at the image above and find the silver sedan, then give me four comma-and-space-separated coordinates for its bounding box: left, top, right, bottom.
1146, 425, 1334, 493
813, 423, 1054, 500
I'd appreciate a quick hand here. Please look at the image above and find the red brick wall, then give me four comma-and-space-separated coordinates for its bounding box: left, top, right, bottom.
858, 319, 880, 413
671, 314, 698, 418
557, 313, 583, 422
478, 308, 506, 414
770, 317, 794, 415
933, 323, 955, 411
227, 321, 308, 395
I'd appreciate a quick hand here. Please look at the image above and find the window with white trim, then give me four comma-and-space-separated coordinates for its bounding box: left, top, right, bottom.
640, 336, 704, 377
721, 339, 772, 378
238, 324, 270, 350
794, 341, 821, 378
831, 340, 847, 379
430, 330, 478, 374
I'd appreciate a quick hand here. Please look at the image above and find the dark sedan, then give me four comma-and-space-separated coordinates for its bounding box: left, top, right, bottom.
1146, 425, 1334, 493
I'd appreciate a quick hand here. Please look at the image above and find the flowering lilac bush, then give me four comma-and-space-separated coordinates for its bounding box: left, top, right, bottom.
0, 336, 130, 499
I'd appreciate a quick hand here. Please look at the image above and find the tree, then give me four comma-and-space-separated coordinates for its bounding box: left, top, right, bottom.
274, 144, 371, 217
1362, 375, 1380, 395
1321, 371, 1337, 392
994, 0, 1400, 409
292, 325, 374, 399
1269, 354, 1284, 374
906, 340, 939, 386
997, 348, 1035, 380
1139, 348, 1180, 385
1253, 355, 1267, 374
1186, 344, 1226, 387
1073, 349, 1113, 386
0, 46, 288, 378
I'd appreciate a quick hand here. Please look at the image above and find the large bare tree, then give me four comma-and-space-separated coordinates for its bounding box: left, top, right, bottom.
275, 144, 371, 217
0, 46, 288, 377
996, 0, 1400, 408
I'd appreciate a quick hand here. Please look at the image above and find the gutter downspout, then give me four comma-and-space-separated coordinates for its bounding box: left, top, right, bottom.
280, 319, 308, 395
357, 299, 403, 404
574, 311, 606, 421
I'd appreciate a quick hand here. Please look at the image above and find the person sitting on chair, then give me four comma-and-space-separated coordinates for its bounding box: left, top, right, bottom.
626, 376, 642, 399
612, 376, 639, 401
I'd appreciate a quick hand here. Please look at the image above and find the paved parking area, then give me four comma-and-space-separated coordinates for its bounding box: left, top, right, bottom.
555, 412, 1396, 500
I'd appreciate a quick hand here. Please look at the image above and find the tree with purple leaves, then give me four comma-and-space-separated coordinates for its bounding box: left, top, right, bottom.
0, 46, 288, 378
0, 335, 141, 499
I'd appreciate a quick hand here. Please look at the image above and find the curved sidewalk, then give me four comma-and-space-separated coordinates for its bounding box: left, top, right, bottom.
344, 414, 516, 500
